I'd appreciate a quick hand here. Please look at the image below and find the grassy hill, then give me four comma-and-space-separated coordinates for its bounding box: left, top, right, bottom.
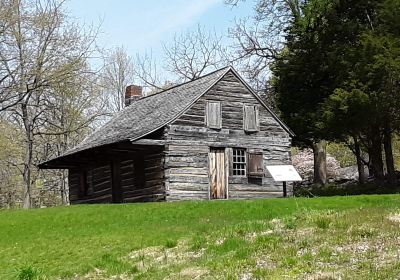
1, 195, 400, 279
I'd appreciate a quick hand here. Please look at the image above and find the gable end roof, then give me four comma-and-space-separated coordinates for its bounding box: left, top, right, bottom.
39, 66, 293, 168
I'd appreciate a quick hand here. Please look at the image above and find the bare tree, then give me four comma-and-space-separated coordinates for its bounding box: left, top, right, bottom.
0, 0, 99, 208
37, 73, 106, 205
0, 118, 24, 208
0, 0, 25, 111
163, 24, 227, 82
101, 46, 134, 113
226, 0, 303, 90
133, 50, 165, 92
133, 25, 227, 93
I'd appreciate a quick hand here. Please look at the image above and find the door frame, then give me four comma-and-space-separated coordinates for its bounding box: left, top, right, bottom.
208, 147, 229, 200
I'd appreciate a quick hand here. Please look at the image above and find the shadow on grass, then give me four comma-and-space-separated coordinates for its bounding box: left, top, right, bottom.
295, 181, 400, 197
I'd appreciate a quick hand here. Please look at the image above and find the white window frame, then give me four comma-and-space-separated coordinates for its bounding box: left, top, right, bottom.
232, 148, 247, 177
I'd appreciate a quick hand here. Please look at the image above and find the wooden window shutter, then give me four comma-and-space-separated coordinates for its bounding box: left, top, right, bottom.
244, 105, 259, 132
206, 101, 222, 129
247, 152, 263, 177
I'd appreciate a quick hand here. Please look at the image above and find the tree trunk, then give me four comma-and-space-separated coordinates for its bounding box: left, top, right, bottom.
369, 133, 384, 182
60, 170, 69, 205
383, 126, 397, 185
353, 136, 365, 184
313, 140, 327, 185
22, 143, 33, 208
22, 126, 33, 208
21, 100, 35, 209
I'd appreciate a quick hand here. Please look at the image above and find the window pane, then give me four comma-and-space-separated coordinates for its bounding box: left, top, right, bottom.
232, 148, 246, 177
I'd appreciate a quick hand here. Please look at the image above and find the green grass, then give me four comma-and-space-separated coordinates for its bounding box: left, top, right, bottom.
1, 195, 400, 279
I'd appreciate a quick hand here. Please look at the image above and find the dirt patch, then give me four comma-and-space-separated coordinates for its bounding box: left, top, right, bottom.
178, 267, 208, 279
387, 212, 400, 223
127, 240, 205, 272
73, 269, 131, 280
303, 271, 343, 280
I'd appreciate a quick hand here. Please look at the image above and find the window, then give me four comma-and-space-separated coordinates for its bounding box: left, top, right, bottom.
248, 152, 264, 177
233, 148, 246, 176
243, 105, 259, 132
206, 101, 222, 129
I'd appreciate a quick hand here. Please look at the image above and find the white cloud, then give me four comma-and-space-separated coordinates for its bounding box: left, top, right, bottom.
144, 0, 221, 43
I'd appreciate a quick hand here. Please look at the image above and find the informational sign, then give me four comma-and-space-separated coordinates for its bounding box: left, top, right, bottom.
266, 165, 302, 182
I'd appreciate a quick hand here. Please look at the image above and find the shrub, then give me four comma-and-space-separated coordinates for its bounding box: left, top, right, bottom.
313, 216, 331, 229
16, 265, 40, 280
164, 239, 177, 248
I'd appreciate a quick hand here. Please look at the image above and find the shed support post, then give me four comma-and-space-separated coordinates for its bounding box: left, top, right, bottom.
283, 181, 287, 198
111, 159, 123, 203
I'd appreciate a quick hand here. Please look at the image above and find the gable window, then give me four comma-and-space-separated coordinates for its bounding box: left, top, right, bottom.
243, 105, 259, 132
247, 152, 264, 177
206, 101, 222, 129
232, 148, 246, 176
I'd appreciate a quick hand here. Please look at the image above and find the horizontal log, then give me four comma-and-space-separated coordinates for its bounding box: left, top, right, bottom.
165, 162, 207, 168
166, 145, 209, 153
71, 194, 112, 204
145, 180, 164, 188
123, 193, 166, 203
92, 180, 112, 191
122, 184, 136, 191
169, 176, 209, 184
167, 167, 208, 175
229, 184, 284, 192
228, 191, 284, 199
169, 182, 209, 191
173, 119, 205, 127
121, 177, 135, 187
145, 167, 163, 174
165, 150, 208, 156
123, 185, 164, 198
167, 190, 209, 201
90, 187, 112, 196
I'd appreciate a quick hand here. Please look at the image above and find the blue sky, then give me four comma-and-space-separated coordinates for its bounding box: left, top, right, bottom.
66, 0, 254, 62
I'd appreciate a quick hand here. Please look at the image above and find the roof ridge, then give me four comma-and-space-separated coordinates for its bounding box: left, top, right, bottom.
130, 66, 231, 103
83, 67, 231, 141
129, 66, 232, 142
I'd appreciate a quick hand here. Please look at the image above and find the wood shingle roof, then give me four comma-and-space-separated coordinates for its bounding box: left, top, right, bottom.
39, 66, 293, 168
39, 67, 231, 167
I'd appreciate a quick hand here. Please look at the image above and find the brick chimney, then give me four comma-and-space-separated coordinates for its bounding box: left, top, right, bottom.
125, 85, 142, 106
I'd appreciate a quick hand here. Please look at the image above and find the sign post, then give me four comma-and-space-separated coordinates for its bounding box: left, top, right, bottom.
266, 165, 302, 197
283, 181, 287, 197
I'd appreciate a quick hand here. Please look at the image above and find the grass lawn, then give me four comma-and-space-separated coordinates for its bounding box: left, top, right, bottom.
1, 195, 400, 279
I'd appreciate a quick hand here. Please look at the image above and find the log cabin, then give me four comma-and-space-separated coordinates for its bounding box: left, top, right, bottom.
39, 66, 294, 204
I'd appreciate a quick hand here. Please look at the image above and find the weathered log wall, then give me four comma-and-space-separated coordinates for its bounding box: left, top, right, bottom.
68, 148, 166, 204
165, 144, 210, 201
165, 72, 292, 201
69, 164, 113, 204
123, 150, 166, 202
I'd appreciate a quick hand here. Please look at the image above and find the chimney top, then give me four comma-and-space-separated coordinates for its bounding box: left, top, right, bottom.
125, 85, 142, 106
